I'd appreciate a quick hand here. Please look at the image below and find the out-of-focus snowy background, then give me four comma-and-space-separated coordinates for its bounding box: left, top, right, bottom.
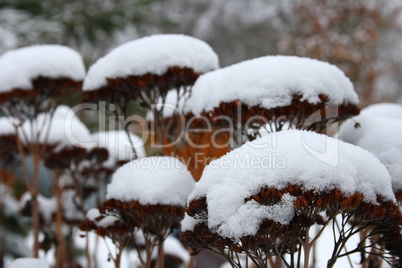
1, 0, 402, 106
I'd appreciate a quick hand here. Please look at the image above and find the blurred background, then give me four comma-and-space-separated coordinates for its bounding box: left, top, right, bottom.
1, 0, 402, 107
1, 1, 402, 267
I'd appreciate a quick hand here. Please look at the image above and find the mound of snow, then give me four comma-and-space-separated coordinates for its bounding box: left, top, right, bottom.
186, 56, 358, 115
83, 34, 219, 91
0, 45, 85, 92
338, 103, 402, 191
183, 129, 394, 239
360, 102, 402, 120
106, 156, 194, 206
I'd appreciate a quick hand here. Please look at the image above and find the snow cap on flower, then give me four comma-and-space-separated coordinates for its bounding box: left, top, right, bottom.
186, 55, 358, 115
0, 45, 85, 92
107, 156, 194, 206
83, 34, 219, 91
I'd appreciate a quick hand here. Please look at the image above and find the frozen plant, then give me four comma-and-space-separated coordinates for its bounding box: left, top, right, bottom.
81, 156, 195, 268
185, 56, 360, 148
337, 102, 402, 266
181, 130, 402, 268
82, 34, 218, 155
338, 103, 402, 203
0, 45, 85, 258
42, 133, 105, 266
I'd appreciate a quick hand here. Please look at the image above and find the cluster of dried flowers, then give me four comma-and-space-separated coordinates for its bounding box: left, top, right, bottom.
1, 33, 401, 268
183, 187, 402, 268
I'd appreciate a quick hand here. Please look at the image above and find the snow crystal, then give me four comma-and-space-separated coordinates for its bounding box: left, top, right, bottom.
338, 104, 402, 191
9, 258, 49, 268
83, 34, 219, 91
106, 156, 195, 206
183, 130, 394, 239
0, 45, 85, 92
92, 130, 146, 168
215, 194, 296, 239
185, 56, 358, 115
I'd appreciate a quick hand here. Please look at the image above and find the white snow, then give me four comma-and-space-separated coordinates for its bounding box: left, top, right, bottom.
8, 258, 49, 268
75, 232, 189, 268
86, 208, 101, 221
183, 129, 394, 239
180, 215, 205, 233
0, 117, 18, 135
97, 216, 120, 228
0, 45, 85, 92
85, 208, 119, 228
86, 208, 119, 228
0, 60, 31, 92
19, 192, 56, 224
83, 34, 219, 91
338, 104, 402, 191
92, 130, 146, 168
19, 105, 92, 147
185, 56, 358, 115
106, 156, 195, 206
62, 190, 85, 223
163, 236, 190, 266
360, 102, 402, 119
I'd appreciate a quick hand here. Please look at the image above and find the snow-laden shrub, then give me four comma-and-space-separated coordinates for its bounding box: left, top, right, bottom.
81, 156, 195, 268
181, 130, 402, 268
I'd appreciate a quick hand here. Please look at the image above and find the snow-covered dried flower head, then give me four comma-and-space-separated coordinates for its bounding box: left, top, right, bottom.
0, 45, 84, 112
181, 130, 402, 262
185, 56, 360, 139
83, 34, 218, 103
338, 102, 402, 201
107, 156, 194, 206
81, 156, 195, 252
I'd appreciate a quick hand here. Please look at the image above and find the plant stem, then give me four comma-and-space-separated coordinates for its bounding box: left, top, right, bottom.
14, 128, 30, 190
31, 146, 41, 258
54, 171, 67, 267
155, 243, 164, 268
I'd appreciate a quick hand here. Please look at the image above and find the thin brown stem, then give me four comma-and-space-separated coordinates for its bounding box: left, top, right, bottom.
14, 127, 30, 190
54, 170, 67, 267
187, 255, 195, 268
155, 243, 165, 268
31, 144, 41, 258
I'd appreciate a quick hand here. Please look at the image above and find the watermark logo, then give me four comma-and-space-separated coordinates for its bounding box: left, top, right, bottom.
62, 100, 341, 168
